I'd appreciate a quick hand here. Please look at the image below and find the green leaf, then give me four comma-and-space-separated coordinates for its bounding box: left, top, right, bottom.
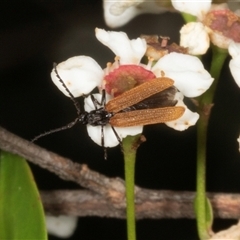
0, 151, 47, 239
194, 195, 213, 239
205, 197, 213, 232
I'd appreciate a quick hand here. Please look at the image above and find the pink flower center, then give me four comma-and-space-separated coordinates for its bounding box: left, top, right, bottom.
104, 65, 156, 97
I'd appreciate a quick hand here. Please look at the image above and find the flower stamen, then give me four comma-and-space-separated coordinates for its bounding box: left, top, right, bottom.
159, 36, 170, 47
146, 57, 154, 70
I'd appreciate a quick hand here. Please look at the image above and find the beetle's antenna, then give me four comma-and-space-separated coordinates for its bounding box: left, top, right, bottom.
90, 89, 106, 109
101, 89, 106, 105
32, 117, 79, 142
53, 63, 81, 116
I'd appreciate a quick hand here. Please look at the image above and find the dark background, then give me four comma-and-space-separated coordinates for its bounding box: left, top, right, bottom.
1, 1, 240, 239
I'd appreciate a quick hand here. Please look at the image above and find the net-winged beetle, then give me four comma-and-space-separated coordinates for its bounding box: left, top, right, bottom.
32, 63, 185, 159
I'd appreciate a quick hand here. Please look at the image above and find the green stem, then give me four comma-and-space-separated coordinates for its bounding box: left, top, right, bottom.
181, 12, 196, 23
195, 112, 209, 239
122, 135, 140, 240
200, 45, 228, 105
195, 46, 228, 239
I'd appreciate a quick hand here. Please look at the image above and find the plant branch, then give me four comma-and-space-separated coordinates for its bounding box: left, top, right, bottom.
1, 126, 240, 220
41, 189, 240, 219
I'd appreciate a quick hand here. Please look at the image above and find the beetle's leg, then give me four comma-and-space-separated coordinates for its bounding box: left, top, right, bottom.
111, 126, 123, 153
101, 126, 108, 160
101, 89, 106, 106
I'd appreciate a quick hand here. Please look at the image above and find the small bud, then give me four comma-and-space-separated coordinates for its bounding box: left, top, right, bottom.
180, 22, 210, 55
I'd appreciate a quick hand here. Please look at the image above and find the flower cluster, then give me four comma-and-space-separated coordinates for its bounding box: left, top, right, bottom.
103, 0, 240, 86
51, 28, 213, 148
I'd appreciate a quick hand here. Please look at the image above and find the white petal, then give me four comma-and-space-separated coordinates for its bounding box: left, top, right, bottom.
51, 56, 103, 97
165, 92, 199, 130
171, 0, 212, 20
180, 22, 210, 55
95, 28, 146, 65
84, 94, 142, 147
87, 124, 120, 147
152, 52, 214, 97
228, 41, 240, 59
46, 215, 78, 238
229, 55, 240, 87
103, 0, 168, 28
87, 124, 143, 147
228, 41, 240, 87
115, 126, 143, 139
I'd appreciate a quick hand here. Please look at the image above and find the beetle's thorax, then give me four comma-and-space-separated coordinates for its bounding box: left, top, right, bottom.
80, 108, 113, 126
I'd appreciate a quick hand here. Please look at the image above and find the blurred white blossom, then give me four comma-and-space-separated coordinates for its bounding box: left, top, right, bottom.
103, 0, 170, 28
46, 215, 78, 238
237, 135, 240, 152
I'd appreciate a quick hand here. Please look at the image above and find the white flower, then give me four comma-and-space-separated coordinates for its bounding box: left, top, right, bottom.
46, 215, 78, 238
51, 28, 213, 147
180, 22, 210, 55
229, 41, 240, 87
103, 0, 169, 28
171, 0, 212, 20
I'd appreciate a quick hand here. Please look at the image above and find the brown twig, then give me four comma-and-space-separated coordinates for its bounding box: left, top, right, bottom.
41, 189, 240, 219
1, 126, 240, 219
